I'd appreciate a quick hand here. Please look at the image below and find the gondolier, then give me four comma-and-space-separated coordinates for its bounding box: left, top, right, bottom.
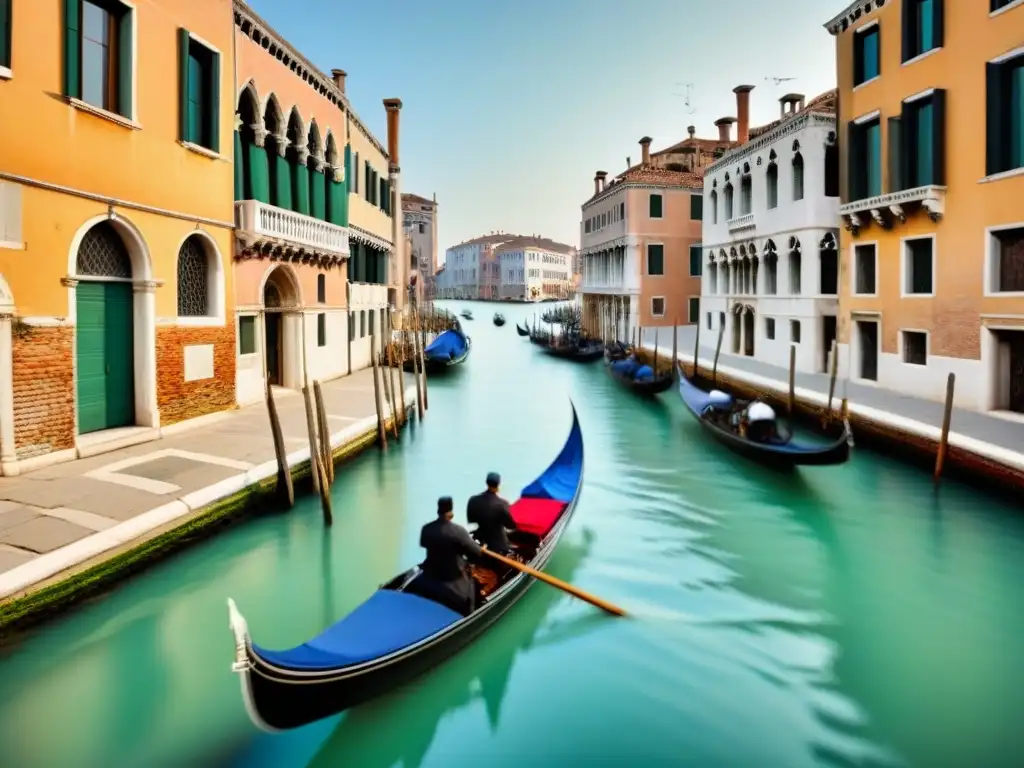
467, 472, 519, 554
413, 496, 483, 616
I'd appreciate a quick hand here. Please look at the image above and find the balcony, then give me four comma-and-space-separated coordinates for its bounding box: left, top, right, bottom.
727, 213, 756, 233
235, 200, 349, 263
840, 185, 946, 235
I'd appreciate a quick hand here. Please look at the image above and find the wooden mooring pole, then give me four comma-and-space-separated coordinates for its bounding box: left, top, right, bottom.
712, 322, 725, 387
412, 322, 425, 421
313, 380, 334, 485
934, 373, 956, 485
419, 313, 429, 411
371, 331, 388, 449
265, 383, 294, 508
824, 339, 839, 426
672, 319, 679, 379
302, 383, 333, 525
396, 324, 408, 427
788, 344, 797, 416
691, 314, 700, 377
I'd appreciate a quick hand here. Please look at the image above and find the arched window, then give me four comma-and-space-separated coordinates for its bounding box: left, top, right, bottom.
766, 162, 778, 209
710, 190, 718, 224
176, 235, 210, 316
792, 153, 805, 201
724, 183, 734, 221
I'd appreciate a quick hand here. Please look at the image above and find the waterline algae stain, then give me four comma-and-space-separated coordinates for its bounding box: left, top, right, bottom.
1, 301, 1022, 768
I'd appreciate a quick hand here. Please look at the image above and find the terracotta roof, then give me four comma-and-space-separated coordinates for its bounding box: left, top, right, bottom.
401, 193, 435, 206
652, 135, 736, 157
748, 89, 837, 138
494, 236, 575, 254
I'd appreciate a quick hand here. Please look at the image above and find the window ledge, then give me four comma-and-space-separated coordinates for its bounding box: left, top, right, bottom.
851, 292, 879, 298
983, 290, 1024, 298
68, 98, 141, 130
853, 75, 880, 92
0, 240, 24, 251
978, 166, 1024, 184
180, 141, 223, 161
991, 0, 1024, 17
902, 47, 942, 67
0, 66, 12, 81
900, 293, 935, 299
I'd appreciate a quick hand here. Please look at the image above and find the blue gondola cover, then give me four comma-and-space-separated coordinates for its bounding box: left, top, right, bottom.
634, 365, 654, 381
424, 329, 468, 361
520, 411, 583, 503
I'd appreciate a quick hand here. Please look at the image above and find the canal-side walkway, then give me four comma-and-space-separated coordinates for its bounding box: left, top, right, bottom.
0, 367, 416, 602
640, 327, 1024, 471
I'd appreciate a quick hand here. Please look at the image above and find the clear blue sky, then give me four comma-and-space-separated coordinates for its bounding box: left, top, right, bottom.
247, 0, 847, 254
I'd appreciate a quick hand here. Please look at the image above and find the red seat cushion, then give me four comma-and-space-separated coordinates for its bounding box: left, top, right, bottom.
510, 498, 567, 538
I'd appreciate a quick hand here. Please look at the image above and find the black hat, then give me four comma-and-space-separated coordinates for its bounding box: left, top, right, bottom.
437, 496, 454, 515
486, 472, 501, 487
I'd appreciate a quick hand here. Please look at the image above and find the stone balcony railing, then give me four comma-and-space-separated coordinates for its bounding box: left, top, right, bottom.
235, 200, 349, 257
349, 282, 389, 309
727, 213, 756, 233
839, 184, 947, 235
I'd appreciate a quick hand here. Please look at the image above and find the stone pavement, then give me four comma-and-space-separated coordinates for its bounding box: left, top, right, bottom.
640, 326, 1024, 465
0, 367, 416, 598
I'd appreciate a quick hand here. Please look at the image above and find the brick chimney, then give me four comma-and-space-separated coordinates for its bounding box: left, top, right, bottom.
596, 170, 607, 193
383, 98, 402, 171
714, 117, 736, 143
331, 69, 347, 93
779, 92, 806, 118
593, 173, 601, 196
733, 85, 755, 144
687, 125, 696, 140
640, 136, 652, 165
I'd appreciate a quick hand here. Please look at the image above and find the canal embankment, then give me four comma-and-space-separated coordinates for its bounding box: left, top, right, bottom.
0, 366, 418, 635
640, 331, 1024, 493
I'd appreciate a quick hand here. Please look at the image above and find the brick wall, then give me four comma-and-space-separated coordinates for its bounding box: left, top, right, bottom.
12, 325, 75, 458
156, 325, 236, 426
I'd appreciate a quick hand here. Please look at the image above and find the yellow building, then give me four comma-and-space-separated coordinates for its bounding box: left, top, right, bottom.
0, 0, 237, 474
828, 0, 1024, 414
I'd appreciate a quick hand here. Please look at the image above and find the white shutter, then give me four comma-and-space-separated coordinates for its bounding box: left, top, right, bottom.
0, 182, 23, 247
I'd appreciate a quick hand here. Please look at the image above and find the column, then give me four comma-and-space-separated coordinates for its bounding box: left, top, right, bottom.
308, 156, 327, 220
0, 311, 16, 475
270, 133, 292, 210
133, 279, 160, 428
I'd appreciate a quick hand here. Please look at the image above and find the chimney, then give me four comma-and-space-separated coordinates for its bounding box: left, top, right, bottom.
687, 125, 696, 140
639, 136, 652, 165
383, 98, 402, 171
733, 85, 755, 144
714, 117, 736, 143
626, 156, 631, 168
331, 69, 347, 93
596, 170, 607, 193
593, 174, 601, 196
779, 93, 807, 119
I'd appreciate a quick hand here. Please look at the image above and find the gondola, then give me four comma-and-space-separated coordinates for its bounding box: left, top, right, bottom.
542, 339, 604, 363
604, 348, 674, 395
227, 406, 586, 731
459, 310, 474, 320
493, 313, 506, 327
676, 367, 852, 468
516, 323, 529, 337
421, 328, 471, 372
528, 329, 551, 347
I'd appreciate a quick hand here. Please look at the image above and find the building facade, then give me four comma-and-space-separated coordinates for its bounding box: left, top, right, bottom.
580, 128, 726, 341
0, 0, 237, 474
438, 233, 511, 299
701, 86, 841, 374
232, 0, 403, 406
497, 238, 574, 300
827, 0, 1024, 413
402, 192, 438, 303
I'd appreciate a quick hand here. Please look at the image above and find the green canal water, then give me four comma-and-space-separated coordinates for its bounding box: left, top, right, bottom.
1, 300, 1022, 768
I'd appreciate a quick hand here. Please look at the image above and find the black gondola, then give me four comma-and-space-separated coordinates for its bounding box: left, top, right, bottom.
493, 313, 506, 327
227, 406, 585, 731
604, 348, 674, 395
542, 340, 604, 363
516, 323, 529, 337
676, 367, 852, 468
459, 310, 474, 320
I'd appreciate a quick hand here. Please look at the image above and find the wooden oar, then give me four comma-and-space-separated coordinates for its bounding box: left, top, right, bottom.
481, 546, 627, 617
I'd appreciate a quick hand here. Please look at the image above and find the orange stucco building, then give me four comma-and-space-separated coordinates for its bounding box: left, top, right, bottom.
828, 0, 1024, 413
0, 0, 237, 474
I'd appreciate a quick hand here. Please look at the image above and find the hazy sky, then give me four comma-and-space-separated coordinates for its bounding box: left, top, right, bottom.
247, 0, 847, 254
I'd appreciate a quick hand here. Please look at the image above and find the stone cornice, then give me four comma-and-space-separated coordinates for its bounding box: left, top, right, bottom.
824, 0, 886, 36
583, 180, 701, 210
233, 0, 388, 159
707, 113, 835, 174
349, 224, 394, 253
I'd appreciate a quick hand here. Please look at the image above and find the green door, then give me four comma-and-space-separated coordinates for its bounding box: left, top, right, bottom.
76, 282, 135, 434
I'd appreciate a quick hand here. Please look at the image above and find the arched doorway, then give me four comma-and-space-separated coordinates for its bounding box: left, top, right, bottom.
263, 266, 299, 387
743, 306, 755, 357
731, 304, 742, 354
75, 222, 136, 434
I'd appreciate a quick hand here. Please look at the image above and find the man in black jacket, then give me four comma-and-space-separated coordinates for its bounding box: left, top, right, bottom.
415, 496, 482, 616
467, 472, 519, 554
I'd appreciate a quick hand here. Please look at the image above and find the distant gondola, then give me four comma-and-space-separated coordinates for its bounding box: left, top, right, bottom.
493, 313, 506, 327
542, 340, 604, 363
227, 406, 586, 730
516, 323, 529, 337
460, 310, 474, 320
604, 346, 674, 395
676, 367, 852, 468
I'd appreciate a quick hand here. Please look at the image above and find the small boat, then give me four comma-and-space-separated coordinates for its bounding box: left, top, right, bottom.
493, 313, 506, 327
676, 368, 852, 468
460, 310, 474, 320
227, 406, 586, 731
528, 329, 551, 347
604, 347, 673, 395
516, 323, 529, 337
422, 328, 471, 372
543, 339, 604, 363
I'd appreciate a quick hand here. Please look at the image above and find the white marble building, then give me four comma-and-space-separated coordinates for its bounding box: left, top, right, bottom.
701, 90, 841, 374
497, 237, 574, 300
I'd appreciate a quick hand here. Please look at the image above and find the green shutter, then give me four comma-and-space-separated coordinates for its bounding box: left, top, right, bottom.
344, 143, 351, 185
208, 49, 221, 152
690, 194, 703, 220
847, 121, 860, 199
933, 0, 944, 51
900, 0, 911, 62
246, 141, 270, 202
649, 194, 662, 217
0, 0, 11, 69
309, 167, 326, 219
292, 160, 310, 215
64, 0, 80, 98
233, 130, 244, 198
887, 116, 903, 192
931, 89, 946, 185
689, 246, 702, 276
273, 152, 291, 209
986, 63, 1005, 176
874, 26, 882, 79
117, 8, 133, 117
177, 29, 190, 140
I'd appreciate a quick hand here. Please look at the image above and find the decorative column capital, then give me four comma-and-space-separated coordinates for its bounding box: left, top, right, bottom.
61, 276, 80, 289
310, 157, 326, 173
250, 125, 269, 147
133, 279, 164, 294
330, 165, 345, 183
293, 146, 310, 164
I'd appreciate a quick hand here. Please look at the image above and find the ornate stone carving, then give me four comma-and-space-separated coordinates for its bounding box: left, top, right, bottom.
889, 204, 907, 223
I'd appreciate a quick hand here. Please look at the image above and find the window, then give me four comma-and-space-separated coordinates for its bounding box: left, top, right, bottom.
651, 297, 665, 317
647, 243, 664, 275
238, 316, 256, 355
649, 194, 663, 218
348, 311, 355, 341
178, 31, 220, 151
689, 245, 702, 277
903, 237, 934, 294
899, 91, 946, 188
991, 0, 1019, 10
351, 152, 359, 194
690, 194, 703, 220
790, 320, 801, 344
724, 183, 734, 220
765, 318, 776, 340
902, 0, 942, 62
317, 273, 326, 303
710, 190, 718, 223
991, 226, 1024, 292
706, 312, 712, 330
824, 144, 839, 197
1, 0, 11, 70
69, 0, 134, 118
792, 154, 804, 200
418, 222, 425, 234
620, 202, 625, 219
687, 297, 699, 323
853, 24, 880, 86
740, 175, 752, 215
766, 164, 778, 209
986, 53, 1024, 176
849, 118, 882, 200
902, 330, 927, 364
789, 252, 801, 295
176, 236, 210, 316
854, 243, 877, 294
317, 313, 327, 347
360, 310, 366, 337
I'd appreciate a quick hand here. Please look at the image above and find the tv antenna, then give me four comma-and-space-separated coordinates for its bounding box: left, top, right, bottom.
766, 76, 796, 86
672, 82, 696, 115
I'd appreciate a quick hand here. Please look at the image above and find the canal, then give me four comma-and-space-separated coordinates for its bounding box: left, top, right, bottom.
1, 300, 1021, 768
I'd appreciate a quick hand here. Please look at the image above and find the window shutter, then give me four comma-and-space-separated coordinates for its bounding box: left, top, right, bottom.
933, 0, 945, 50
887, 116, 903, 192
1, 0, 11, 69
875, 26, 882, 78
986, 62, 1006, 176
63, 0, 80, 98
931, 88, 946, 185
208, 49, 221, 152
117, 10, 133, 117
900, 0, 911, 63
233, 129, 243, 198
847, 121, 861, 199
690, 194, 703, 220
177, 29, 190, 141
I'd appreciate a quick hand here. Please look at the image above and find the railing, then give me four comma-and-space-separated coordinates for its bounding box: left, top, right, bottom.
349, 282, 389, 308
727, 213, 756, 232
235, 200, 349, 255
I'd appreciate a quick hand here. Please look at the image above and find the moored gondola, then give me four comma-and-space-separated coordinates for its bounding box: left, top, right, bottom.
227, 406, 586, 731
542, 339, 604, 363
516, 323, 529, 337
460, 310, 474, 320
493, 313, 506, 327
676, 367, 852, 468
604, 347, 674, 395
